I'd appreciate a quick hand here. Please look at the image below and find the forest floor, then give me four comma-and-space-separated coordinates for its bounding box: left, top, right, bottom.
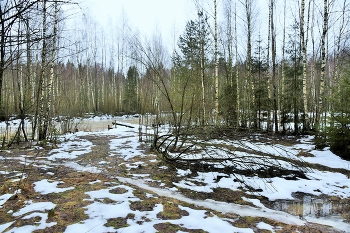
0, 116, 350, 233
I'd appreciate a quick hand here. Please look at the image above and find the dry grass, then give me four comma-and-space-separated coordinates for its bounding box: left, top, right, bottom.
156, 202, 189, 220
154, 222, 208, 233
0, 133, 348, 233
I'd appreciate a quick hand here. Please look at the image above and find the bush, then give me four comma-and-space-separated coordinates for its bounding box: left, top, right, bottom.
327, 115, 350, 160
325, 67, 350, 160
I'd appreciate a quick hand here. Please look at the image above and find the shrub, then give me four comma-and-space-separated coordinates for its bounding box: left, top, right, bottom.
328, 115, 350, 160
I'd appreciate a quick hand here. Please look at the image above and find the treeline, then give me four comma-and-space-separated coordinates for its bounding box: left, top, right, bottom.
1, 0, 350, 157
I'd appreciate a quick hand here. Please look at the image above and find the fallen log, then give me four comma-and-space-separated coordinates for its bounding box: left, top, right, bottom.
115, 122, 135, 128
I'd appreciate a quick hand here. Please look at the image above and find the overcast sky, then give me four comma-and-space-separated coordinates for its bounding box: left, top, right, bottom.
79, 0, 196, 45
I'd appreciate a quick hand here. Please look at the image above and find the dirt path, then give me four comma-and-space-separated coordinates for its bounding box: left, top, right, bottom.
0, 129, 347, 233
116, 176, 305, 225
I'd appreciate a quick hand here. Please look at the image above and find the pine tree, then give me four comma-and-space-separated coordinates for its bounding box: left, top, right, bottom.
177, 14, 211, 125
124, 66, 138, 113
327, 67, 350, 160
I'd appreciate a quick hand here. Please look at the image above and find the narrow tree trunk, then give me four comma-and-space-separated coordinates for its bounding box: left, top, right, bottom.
334, 1, 345, 83
270, 0, 278, 132
199, 15, 206, 125
26, 14, 33, 109
245, 0, 253, 129
266, 0, 272, 132
34, 0, 48, 141
214, 0, 219, 124
310, 0, 316, 127
235, 1, 240, 127
300, 0, 310, 132
0, 5, 5, 119
317, 0, 328, 129
225, 0, 233, 88
44, 1, 58, 138
281, 0, 286, 133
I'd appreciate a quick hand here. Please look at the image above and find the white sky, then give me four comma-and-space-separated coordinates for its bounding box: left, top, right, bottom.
80, 0, 195, 45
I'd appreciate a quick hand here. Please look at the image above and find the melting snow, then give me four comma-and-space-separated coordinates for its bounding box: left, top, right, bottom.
34, 179, 74, 194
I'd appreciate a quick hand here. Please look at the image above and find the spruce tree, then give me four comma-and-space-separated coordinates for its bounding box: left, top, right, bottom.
327, 69, 350, 160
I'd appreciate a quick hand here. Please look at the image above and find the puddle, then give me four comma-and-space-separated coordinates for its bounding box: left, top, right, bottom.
75, 118, 140, 132
0, 116, 142, 138
273, 195, 348, 221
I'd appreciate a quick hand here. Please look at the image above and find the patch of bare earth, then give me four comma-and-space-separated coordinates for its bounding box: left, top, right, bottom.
0, 133, 347, 232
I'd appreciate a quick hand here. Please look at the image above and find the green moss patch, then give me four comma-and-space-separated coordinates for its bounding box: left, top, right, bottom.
156, 202, 189, 220
104, 217, 130, 229
109, 187, 128, 194
154, 222, 208, 233
130, 198, 158, 211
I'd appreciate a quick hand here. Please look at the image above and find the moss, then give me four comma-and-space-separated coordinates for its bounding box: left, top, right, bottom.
153, 223, 182, 233
110, 187, 128, 194
156, 202, 189, 220
99, 198, 117, 204
341, 198, 350, 222
104, 217, 130, 229
52, 200, 90, 225
48, 208, 55, 219
154, 222, 208, 233
132, 189, 148, 199
149, 173, 175, 186
233, 216, 278, 229
129, 198, 158, 211
0, 182, 10, 195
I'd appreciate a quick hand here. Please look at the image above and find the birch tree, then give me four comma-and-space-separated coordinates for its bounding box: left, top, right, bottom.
214, 0, 219, 124
243, 0, 254, 128
35, 0, 48, 140
235, 2, 240, 127
281, 0, 287, 132
270, 0, 278, 132
300, 0, 312, 132
317, 0, 329, 130
0, 0, 41, 120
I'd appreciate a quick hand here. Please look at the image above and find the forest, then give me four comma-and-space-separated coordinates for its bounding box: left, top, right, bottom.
2, 1, 350, 232
1, 0, 350, 159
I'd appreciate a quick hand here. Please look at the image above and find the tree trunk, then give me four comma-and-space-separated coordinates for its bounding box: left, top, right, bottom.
300, 0, 311, 132
199, 14, 206, 125
281, 0, 286, 132
317, 0, 328, 129
266, 0, 272, 132
0, 5, 5, 119
34, 0, 48, 141
214, 0, 219, 124
45, 1, 58, 136
270, 0, 278, 132
235, 1, 240, 127
245, 0, 253, 129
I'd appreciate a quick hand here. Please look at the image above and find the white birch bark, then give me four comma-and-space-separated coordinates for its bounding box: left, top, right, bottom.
318, 0, 328, 128
235, 2, 240, 126
214, 0, 219, 124
300, 0, 311, 131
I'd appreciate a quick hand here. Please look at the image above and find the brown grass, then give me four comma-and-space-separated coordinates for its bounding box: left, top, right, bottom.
0, 133, 347, 233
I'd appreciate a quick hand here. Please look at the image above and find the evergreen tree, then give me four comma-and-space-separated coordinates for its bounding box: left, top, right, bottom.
175, 12, 211, 125
283, 23, 303, 134
123, 66, 138, 113
251, 37, 269, 130
327, 67, 350, 160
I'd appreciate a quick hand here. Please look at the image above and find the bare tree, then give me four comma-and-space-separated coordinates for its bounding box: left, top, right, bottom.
316, 0, 329, 129
281, 0, 287, 132
235, 1, 240, 127
214, 0, 219, 124
300, 0, 312, 132
270, 0, 278, 132
243, 0, 254, 128
0, 0, 42, 120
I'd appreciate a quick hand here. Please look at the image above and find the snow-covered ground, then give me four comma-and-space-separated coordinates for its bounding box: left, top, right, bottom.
0, 116, 349, 232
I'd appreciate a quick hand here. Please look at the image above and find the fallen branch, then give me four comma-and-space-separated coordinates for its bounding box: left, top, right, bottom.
114, 122, 135, 128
